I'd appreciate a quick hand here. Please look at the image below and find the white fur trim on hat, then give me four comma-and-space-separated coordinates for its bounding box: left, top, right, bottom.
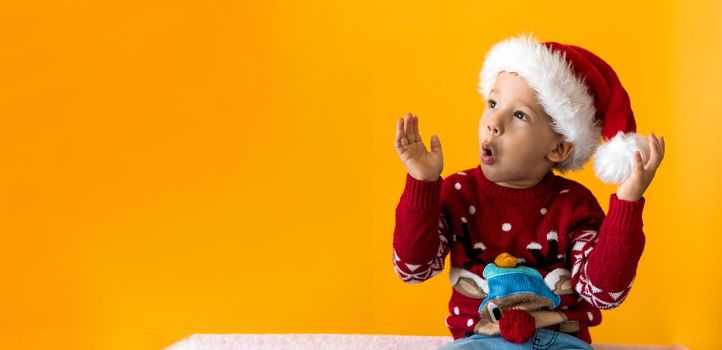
593, 131, 650, 184
478, 33, 601, 172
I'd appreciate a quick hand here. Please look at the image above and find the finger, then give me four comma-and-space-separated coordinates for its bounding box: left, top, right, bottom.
652, 133, 663, 165
634, 150, 644, 177
404, 113, 415, 144
653, 133, 663, 164
653, 135, 665, 171
645, 133, 660, 170
396, 117, 406, 149
430, 134, 442, 155
652, 132, 662, 155
412, 115, 421, 143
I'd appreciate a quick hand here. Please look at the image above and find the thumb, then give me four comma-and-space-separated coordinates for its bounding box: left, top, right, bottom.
430, 135, 442, 154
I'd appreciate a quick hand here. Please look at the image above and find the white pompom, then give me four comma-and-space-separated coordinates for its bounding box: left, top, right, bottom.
593, 132, 650, 184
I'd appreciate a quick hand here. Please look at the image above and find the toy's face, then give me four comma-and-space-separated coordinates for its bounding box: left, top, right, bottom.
449, 255, 578, 337
475, 293, 566, 335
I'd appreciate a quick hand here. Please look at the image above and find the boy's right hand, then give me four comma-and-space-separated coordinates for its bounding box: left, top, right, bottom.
395, 112, 444, 181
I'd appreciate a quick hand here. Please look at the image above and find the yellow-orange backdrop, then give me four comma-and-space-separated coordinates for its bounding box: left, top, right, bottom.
1, 1, 719, 349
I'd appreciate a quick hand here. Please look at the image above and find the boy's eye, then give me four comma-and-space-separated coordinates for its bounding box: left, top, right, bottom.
514, 111, 529, 121
487, 100, 496, 108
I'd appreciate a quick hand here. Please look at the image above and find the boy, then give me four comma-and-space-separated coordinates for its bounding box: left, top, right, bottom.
392, 33, 665, 349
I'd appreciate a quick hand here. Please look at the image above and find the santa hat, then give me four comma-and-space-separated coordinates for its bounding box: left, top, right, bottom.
478, 33, 649, 184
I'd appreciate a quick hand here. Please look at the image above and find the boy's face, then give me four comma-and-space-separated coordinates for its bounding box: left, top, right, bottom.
478, 71, 564, 188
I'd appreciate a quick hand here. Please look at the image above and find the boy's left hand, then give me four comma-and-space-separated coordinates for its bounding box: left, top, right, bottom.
616, 133, 665, 202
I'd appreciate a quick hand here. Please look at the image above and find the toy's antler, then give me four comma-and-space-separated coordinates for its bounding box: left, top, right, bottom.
449, 220, 493, 299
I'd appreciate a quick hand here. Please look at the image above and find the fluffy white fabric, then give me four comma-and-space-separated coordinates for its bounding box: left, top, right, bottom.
166, 333, 451, 350
165, 333, 688, 350
593, 132, 651, 184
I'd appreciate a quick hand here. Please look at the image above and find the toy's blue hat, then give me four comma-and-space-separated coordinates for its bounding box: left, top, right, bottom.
478, 261, 560, 314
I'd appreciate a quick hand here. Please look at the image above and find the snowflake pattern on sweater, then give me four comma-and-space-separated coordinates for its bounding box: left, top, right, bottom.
393, 165, 646, 344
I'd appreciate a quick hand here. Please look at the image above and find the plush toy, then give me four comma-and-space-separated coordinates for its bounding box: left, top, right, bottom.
474, 253, 572, 343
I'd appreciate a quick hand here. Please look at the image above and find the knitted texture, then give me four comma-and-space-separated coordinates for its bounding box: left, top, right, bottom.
499, 309, 536, 343
393, 165, 646, 344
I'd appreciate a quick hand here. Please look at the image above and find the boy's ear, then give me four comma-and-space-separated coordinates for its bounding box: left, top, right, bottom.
547, 140, 574, 164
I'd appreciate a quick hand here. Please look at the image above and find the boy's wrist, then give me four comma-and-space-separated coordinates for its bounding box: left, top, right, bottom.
616, 191, 642, 202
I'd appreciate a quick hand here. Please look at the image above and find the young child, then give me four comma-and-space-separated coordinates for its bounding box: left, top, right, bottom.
392, 33, 665, 349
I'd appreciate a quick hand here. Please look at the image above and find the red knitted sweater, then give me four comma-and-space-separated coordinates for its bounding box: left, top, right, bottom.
393, 165, 646, 343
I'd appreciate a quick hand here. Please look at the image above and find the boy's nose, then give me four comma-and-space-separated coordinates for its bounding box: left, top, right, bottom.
487, 122, 501, 135
484, 111, 504, 136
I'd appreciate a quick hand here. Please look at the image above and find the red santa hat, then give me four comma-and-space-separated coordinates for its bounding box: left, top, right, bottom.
478, 33, 649, 184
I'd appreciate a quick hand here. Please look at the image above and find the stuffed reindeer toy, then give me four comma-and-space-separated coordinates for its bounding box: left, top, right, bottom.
451, 252, 599, 343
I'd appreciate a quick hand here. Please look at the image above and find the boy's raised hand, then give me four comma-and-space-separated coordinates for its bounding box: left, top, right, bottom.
616, 133, 666, 201
395, 112, 443, 181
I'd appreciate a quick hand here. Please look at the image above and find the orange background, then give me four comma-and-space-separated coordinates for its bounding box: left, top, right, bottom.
1, 1, 719, 349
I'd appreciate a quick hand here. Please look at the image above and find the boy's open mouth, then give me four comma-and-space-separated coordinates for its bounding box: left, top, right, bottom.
482, 142, 495, 165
